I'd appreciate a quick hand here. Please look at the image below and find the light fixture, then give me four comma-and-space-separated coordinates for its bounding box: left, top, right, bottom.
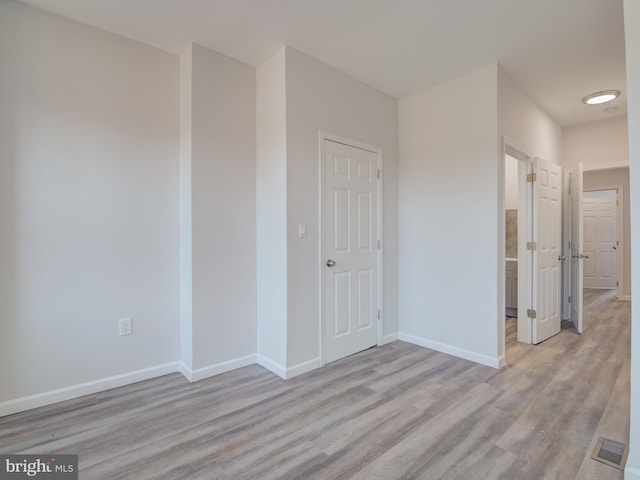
582, 89, 620, 105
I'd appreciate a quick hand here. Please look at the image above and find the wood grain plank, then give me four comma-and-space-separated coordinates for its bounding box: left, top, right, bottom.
0, 289, 629, 479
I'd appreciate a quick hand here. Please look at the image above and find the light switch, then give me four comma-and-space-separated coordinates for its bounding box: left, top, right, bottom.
298, 223, 308, 238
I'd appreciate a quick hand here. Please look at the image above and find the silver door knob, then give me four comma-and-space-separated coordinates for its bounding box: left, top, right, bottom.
558, 255, 566, 261
583, 253, 590, 259
326, 259, 336, 267
613, 245, 617, 250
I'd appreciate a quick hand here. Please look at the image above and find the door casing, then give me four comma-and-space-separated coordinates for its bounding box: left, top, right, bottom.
583, 185, 624, 299
319, 131, 383, 366
500, 138, 535, 364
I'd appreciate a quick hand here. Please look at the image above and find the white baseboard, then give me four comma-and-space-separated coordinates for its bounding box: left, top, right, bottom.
179, 354, 257, 383
0, 362, 180, 417
398, 332, 500, 369
285, 357, 322, 379
381, 332, 399, 345
625, 464, 640, 480
256, 354, 323, 379
497, 354, 506, 368
256, 354, 287, 379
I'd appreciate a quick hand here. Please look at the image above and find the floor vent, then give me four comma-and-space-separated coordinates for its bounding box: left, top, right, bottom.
591, 437, 628, 470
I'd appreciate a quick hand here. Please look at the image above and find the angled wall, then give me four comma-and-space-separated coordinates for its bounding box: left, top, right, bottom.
180, 44, 257, 380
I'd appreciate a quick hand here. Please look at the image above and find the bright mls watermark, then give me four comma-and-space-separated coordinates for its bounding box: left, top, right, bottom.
0, 455, 77, 479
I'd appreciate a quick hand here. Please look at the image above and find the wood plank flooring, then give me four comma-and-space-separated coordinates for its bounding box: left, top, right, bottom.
0, 289, 630, 479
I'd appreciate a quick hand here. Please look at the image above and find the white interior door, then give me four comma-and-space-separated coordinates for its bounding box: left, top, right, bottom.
583, 193, 617, 289
569, 163, 584, 333
323, 139, 379, 364
532, 158, 562, 344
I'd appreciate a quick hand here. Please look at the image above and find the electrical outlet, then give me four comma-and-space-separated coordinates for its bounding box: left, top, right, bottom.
119, 317, 132, 336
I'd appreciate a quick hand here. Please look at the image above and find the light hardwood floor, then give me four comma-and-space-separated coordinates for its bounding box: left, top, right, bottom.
0, 289, 629, 479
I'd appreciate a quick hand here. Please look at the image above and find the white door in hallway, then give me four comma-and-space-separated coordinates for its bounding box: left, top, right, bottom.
583, 194, 617, 289
532, 158, 562, 344
322, 138, 379, 364
569, 164, 584, 333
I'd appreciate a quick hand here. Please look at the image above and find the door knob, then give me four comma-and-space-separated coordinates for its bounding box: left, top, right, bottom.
583, 254, 590, 259
558, 255, 566, 261
613, 245, 617, 250
326, 259, 336, 267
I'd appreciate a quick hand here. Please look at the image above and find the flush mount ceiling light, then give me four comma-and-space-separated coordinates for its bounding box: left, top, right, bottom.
582, 89, 620, 105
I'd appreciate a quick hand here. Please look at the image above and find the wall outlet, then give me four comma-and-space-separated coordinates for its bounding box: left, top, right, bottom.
119, 317, 132, 336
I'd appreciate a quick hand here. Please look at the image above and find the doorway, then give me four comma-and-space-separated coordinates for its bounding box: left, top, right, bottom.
504, 153, 520, 350
501, 141, 533, 363
583, 189, 618, 290
501, 140, 563, 363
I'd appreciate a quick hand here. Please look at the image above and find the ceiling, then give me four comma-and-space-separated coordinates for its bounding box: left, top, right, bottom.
17, 0, 627, 126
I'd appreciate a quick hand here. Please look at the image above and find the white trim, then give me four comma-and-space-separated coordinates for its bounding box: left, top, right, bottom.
257, 354, 322, 380
256, 354, 287, 379
398, 333, 501, 369
497, 354, 506, 368
285, 357, 322, 379
583, 162, 629, 172
381, 332, 399, 345
625, 465, 640, 480
583, 184, 625, 299
0, 362, 180, 417
180, 354, 256, 383
621, 295, 632, 302
318, 131, 384, 366
500, 137, 535, 363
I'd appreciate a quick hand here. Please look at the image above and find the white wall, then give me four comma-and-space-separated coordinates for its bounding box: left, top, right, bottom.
623, 2, 640, 478
179, 45, 194, 371
255, 48, 398, 376
256, 48, 288, 371
0, 2, 180, 405
186, 44, 257, 373
284, 48, 399, 369
563, 116, 629, 172
498, 66, 563, 165
398, 65, 500, 366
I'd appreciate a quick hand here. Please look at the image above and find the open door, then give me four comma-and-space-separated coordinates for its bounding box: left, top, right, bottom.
569, 163, 584, 333
532, 158, 562, 344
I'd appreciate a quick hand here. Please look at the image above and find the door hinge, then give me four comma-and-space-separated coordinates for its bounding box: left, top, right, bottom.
568, 296, 571, 304
377, 240, 381, 249
377, 169, 380, 179
377, 309, 381, 320
527, 309, 537, 319
527, 241, 537, 251
527, 173, 537, 182
617, 281, 619, 287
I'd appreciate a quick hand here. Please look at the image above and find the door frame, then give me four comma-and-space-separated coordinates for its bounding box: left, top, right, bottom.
318, 131, 383, 366
499, 138, 534, 365
583, 185, 624, 298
